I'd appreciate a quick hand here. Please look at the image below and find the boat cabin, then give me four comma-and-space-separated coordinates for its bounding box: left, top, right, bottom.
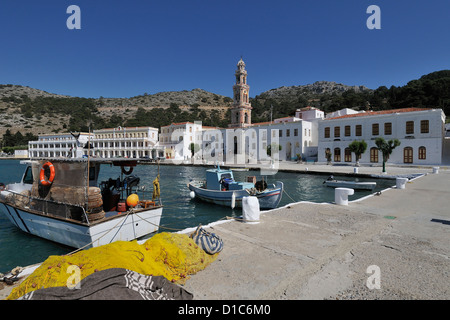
206, 168, 254, 191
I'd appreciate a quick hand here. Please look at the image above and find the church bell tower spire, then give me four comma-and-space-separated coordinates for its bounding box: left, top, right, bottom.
230, 58, 252, 128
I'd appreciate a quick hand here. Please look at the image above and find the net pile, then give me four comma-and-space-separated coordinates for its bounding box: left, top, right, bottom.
7, 232, 218, 300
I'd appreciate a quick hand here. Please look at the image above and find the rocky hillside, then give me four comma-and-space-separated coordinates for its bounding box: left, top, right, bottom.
0, 87, 233, 138
250, 81, 373, 122
260, 81, 370, 99
0, 84, 70, 99
1, 70, 448, 144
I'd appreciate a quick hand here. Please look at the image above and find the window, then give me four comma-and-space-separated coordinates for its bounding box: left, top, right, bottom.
294, 128, 298, 136
420, 120, 429, 134
372, 123, 379, 136
355, 125, 362, 136
404, 147, 413, 163
344, 148, 352, 162
23, 166, 33, 184
334, 126, 340, 138
334, 148, 341, 162
345, 126, 351, 137
406, 121, 414, 134
370, 147, 378, 163
324, 127, 330, 138
279, 129, 283, 137
418, 146, 426, 160
286, 129, 290, 137
384, 122, 392, 135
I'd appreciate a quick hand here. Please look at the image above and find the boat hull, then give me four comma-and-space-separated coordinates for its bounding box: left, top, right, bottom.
0, 200, 162, 248
189, 181, 283, 209
325, 180, 376, 191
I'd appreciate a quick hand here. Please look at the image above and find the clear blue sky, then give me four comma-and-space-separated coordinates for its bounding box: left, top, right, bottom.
0, 0, 449, 99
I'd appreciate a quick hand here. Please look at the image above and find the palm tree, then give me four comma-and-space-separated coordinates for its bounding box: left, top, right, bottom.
375, 138, 401, 173
348, 140, 367, 167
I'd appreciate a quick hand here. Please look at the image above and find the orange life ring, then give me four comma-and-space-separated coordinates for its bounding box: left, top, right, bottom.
40, 162, 55, 186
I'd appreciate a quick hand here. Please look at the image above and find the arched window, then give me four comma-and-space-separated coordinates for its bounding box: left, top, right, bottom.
334, 148, 341, 162
418, 146, 426, 160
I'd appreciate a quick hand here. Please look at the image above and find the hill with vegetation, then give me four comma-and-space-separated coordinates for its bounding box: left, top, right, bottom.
250, 70, 450, 123
1, 70, 448, 149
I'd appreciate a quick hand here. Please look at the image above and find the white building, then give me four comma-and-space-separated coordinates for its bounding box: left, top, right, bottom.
247, 107, 323, 162
28, 133, 92, 158
92, 126, 162, 159
159, 122, 209, 160
318, 107, 446, 165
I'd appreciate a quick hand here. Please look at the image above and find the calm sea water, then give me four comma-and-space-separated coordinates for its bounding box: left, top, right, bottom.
0, 159, 395, 273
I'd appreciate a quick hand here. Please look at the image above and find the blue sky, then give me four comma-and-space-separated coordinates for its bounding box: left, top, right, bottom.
0, 0, 449, 98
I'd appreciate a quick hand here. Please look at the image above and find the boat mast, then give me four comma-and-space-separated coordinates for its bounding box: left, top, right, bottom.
86, 126, 91, 211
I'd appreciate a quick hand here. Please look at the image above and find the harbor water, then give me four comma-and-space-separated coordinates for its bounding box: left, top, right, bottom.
0, 159, 396, 273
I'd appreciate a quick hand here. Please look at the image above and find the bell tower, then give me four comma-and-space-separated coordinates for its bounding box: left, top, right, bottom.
230, 58, 252, 128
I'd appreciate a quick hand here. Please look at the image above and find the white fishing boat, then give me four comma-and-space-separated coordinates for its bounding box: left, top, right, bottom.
324, 179, 376, 191
0, 159, 163, 249
188, 165, 283, 209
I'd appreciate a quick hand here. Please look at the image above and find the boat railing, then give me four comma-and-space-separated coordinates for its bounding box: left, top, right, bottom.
2, 190, 90, 224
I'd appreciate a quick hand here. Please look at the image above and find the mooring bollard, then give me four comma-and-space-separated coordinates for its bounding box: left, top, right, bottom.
433, 167, 439, 174
354, 167, 359, 174
335, 188, 354, 206
396, 177, 408, 189
242, 196, 260, 224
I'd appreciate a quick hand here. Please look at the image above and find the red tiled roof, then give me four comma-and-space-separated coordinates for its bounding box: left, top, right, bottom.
161, 122, 194, 127
250, 121, 273, 126
326, 108, 430, 120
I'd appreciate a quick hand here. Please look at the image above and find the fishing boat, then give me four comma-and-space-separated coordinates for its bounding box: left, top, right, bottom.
0, 158, 163, 249
188, 165, 283, 209
324, 179, 376, 191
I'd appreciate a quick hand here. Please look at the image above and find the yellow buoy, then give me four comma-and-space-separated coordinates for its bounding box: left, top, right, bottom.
126, 194, 139, 207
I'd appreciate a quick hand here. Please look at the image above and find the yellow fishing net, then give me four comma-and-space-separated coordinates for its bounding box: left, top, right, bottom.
7, 232, 218, 300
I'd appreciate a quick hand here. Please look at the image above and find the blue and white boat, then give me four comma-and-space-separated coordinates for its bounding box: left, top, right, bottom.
188, 166, 283, 209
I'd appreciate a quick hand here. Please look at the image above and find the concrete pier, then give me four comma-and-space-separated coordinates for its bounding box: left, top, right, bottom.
183, 164, 450, 299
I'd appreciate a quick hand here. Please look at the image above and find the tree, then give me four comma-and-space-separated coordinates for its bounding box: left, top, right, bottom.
325, 148, 332, 164
266, 143, 282, 157
375, 138, 401, 173
189, 143, 200, 158
348, 140, 367, 167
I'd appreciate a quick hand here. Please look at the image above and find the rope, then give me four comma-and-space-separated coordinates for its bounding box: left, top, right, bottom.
65, 209, 133, 256
283, 188, 297, 203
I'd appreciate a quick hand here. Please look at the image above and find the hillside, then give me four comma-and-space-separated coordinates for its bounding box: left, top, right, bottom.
0, 88, 233, 138
250, 71, 450, 123
0, 70, 448, 148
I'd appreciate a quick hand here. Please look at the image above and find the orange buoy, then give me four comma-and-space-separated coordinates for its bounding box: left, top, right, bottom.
126, 194, 139, 207
39, 162, 56, 186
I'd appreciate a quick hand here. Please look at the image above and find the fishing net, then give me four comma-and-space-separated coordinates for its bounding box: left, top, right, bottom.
7, 232, 218, 300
